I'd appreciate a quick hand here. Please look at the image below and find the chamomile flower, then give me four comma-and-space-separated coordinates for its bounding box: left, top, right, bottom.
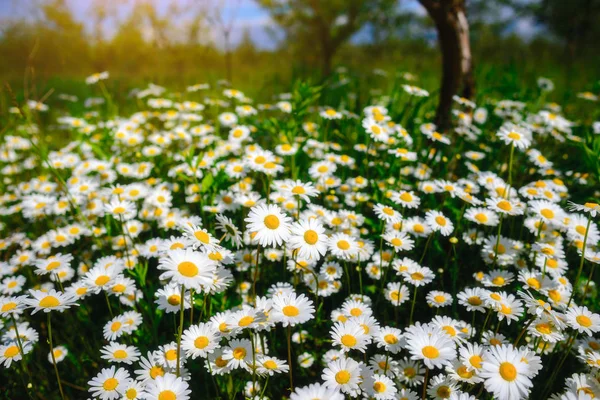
425, 210, 454, 236
290, 383, 344, 400
181, 322, 220, 359
405, 325, 456, 369
23, 289, 77, 314
480, 344, 534, 400
245, 204, 292, 247
331, 320, 370, 353
88, 366, 130, 400
271, 291, 315, 326
144, 373, 191, 400
100, 342, 141, 364
158, 249, 218, 291
288, 219, 328, 260
497, 125, 532, 149
322, 357, 362, 395
565, 306, 600, 336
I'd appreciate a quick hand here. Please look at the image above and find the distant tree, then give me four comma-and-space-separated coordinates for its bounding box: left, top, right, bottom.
418, 0, 474, 131
206, 0, 243, 83
257, 0, 391, 77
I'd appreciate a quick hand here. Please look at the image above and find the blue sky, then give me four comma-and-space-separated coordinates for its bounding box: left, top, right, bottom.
0, 0, 540, 49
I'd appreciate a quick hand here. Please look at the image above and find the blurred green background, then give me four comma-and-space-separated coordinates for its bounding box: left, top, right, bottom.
0, 0, 599, 102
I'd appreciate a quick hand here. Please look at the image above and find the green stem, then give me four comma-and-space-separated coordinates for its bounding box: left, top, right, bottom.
48, 313, 66, 400
176, 284, 185, 377
409, 286, 418, 324
568, 217, 592, 307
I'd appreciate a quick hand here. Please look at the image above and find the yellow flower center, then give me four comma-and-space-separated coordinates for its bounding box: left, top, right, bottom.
1, 302, 17, 312
335, 370, 351, 384
475, 213, 488, 223
194, 230, 210, 244
282, 305, 300, 317
373, 381, 386, 393
497, 200, 512, 211
540, 209, 554, 219
411, 272, 424, 281
499, 362, 517, 381
114, 350, 128, 359
435, 216, 447, 226
39, 295, 60, 308
158, 390, 176, 400
4, 345, 19, 358
177, 261, 198, 277
263, 360, 277, 369
536, 323, 552, 335
238, 316, 254, 327
337, 240, 350, 250
384, 334, 398, 344
194, 336, 209, 349
150, 366, 165, 379
422, 345, 439, 359
469, 355, 482, 369
167, 295, 181, 306
303, 230, 318, 245
95, 275, 110, 286
103, 378, 119, 391
341, 334, 357, 347
468, 296, 482, 305
264, 215, 280, 229
577, 315, 592, 327
233, 347, 246, 359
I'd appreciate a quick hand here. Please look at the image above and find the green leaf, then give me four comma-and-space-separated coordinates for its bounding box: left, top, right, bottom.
201, 173, 214, 193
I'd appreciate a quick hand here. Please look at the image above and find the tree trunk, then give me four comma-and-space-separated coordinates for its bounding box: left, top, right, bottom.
321, 39, 333, 77
420, 0, 474, 131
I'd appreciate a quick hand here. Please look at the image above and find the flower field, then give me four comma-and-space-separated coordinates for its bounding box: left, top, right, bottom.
1, 72, 600, 400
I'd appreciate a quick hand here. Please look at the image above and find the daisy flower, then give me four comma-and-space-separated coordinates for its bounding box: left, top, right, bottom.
155, 283, 193, 314
528, 200, 564, 225
375, 326, 403, 354
271, 291, 315, 327
103, 315, 129, 341
321, 357, 362, 396
366, 373, 397, 399
480, 344, 534, 400
383, 231, 414, 252
181, 322, 220, 359
565, 305, 600, 336
48, 345, 68, 364
330, 320, 370, 353
23, 289, 77, 314
497, 125, 532, 149
567, 201, 600, 218
464, 208, 500, 227
283, 180, 319, 202
245, 204, 292, 247
256, 355, 289, 376
487, 197, 525, 216
402, 265, 435, 287
288, 219, 328, 260
427, 291, 453, 308
328, 233, 359, 260
144, 373, 191, 400
158, 249, 218, 291
88, 366, 130, 400
100, 342, 141, 364
373, 203, 402, 224
290, 383, 344, 400
425, 210, 454, 236
1, 341, 32, 367
222, 338, 253, 370
405, 325, 456, 369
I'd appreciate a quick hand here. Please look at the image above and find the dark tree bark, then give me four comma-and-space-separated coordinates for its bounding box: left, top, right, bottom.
419, 0, 475, 131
